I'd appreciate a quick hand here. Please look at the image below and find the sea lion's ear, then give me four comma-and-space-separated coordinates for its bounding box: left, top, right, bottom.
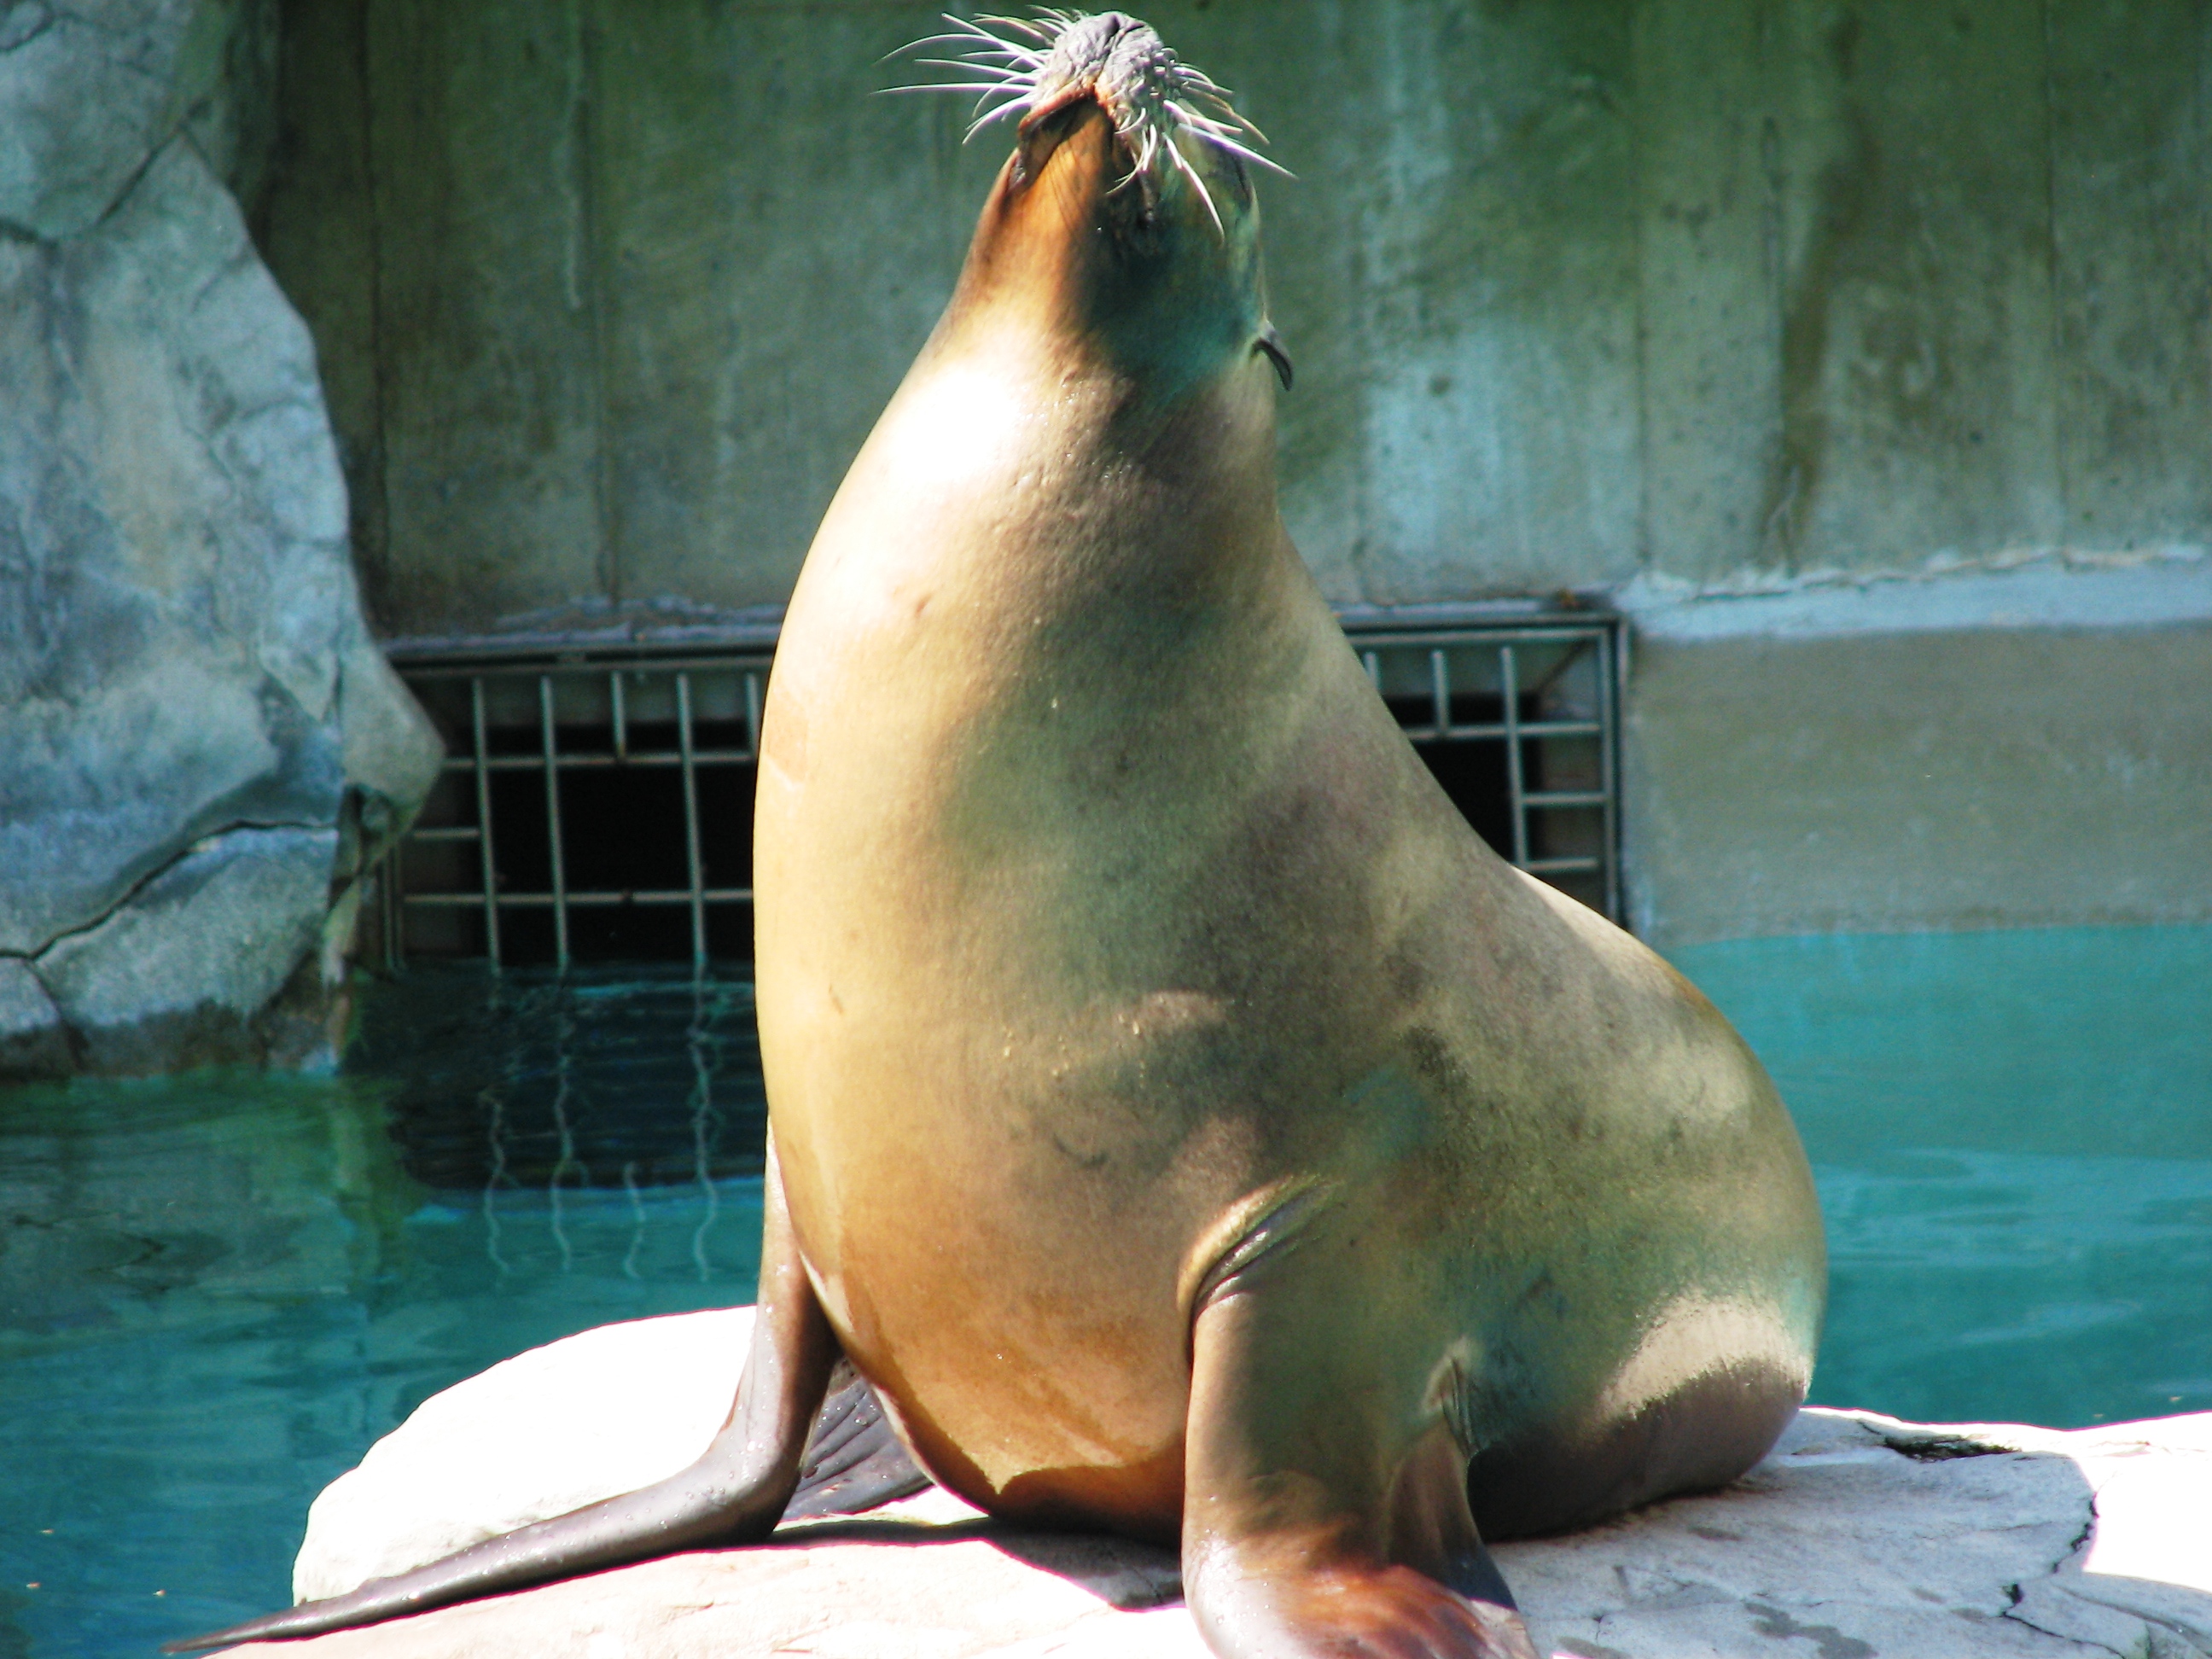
1254, 326, 1293, 391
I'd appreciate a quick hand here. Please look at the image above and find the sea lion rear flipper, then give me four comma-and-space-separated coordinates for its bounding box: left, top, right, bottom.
1178, 1203, 1540, 1659
781, 1359, 933, 1521
163, 1144, 840, 1653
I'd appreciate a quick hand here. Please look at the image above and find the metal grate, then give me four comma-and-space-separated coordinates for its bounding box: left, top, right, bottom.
1342, 609, 1622, 923
368, 607, 1623, 969
374, 648, 771, 970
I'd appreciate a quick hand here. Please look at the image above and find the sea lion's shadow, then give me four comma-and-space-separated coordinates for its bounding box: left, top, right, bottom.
761, 1426, 2212, 1649
763, 1512, 1186, 1610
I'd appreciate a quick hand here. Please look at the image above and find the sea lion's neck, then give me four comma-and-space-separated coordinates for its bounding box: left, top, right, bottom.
777, 327, 1297, 744
784, 111, 1289, 667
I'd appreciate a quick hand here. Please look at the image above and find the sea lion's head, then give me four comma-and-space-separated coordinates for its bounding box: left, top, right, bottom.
904, 12, 1291, 408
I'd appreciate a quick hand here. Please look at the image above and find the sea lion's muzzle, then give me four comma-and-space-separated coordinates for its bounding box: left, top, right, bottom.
1016, 9, 1168, 143
1007, 90, 1113, 195
928, 8, 1275, 243
903, 11, 1289, 405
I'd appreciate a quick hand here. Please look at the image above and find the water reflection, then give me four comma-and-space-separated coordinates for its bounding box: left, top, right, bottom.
355, 964, 767, 1196
0, 965, 765, 1659
0, 1070, 416, 1346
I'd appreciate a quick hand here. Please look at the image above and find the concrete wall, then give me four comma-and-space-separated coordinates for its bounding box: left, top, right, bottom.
250, 0, 2210, 945
260, 0, 2212, 633
1620, 562, 2212, 946
259, 0, 995, 637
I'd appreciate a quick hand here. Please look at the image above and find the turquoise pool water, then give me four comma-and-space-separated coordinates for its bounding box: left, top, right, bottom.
3, 927, 2208, 1656
0, 971, 771, 1658
1675, 925, 2212, 1429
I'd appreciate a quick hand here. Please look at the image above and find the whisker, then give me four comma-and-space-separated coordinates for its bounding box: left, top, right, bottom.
929, 37, 1042, 64
965, 42, 1045, 66
887, 24, 1027, 63
888, 10, 1289, 191
886, 31, 989, 54
1167, 140, 1224, 236
914, 57, 1027, 79
918, 15, 1048, 67
976, 15, 1058, 46
1167, 96, 1269, 146
885, 80, 1027, 95
966, 99, 1031, 139
1202, 133, 1295, 178
965, 113, 1026, 140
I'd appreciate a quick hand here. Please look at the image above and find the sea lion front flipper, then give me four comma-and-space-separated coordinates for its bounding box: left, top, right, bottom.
163, 1142, 840, 1653
1179, 1222, 1540, 1659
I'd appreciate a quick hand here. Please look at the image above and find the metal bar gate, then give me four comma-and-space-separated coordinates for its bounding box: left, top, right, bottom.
371, 608, 1623, 969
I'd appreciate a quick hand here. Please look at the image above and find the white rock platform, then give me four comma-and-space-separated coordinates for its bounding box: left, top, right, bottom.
220, 1309, 2212, 1658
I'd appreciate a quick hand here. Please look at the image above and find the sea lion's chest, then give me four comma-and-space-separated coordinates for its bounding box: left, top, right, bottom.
755, 862, 1273, 1522
749, 573, 1431, 1515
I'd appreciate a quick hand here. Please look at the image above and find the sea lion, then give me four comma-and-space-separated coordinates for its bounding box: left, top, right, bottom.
172, 13, 1823, 1658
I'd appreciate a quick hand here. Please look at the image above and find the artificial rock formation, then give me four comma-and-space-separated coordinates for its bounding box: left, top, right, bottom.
248, 1308, 2212, 1659
0, 0, 439, 1078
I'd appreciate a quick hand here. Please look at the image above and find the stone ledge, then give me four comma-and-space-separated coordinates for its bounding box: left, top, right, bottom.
226, 1309, 2212, 1658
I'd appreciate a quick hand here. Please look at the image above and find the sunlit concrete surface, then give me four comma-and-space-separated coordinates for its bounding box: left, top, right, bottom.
238, 1308, 2212, 1659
